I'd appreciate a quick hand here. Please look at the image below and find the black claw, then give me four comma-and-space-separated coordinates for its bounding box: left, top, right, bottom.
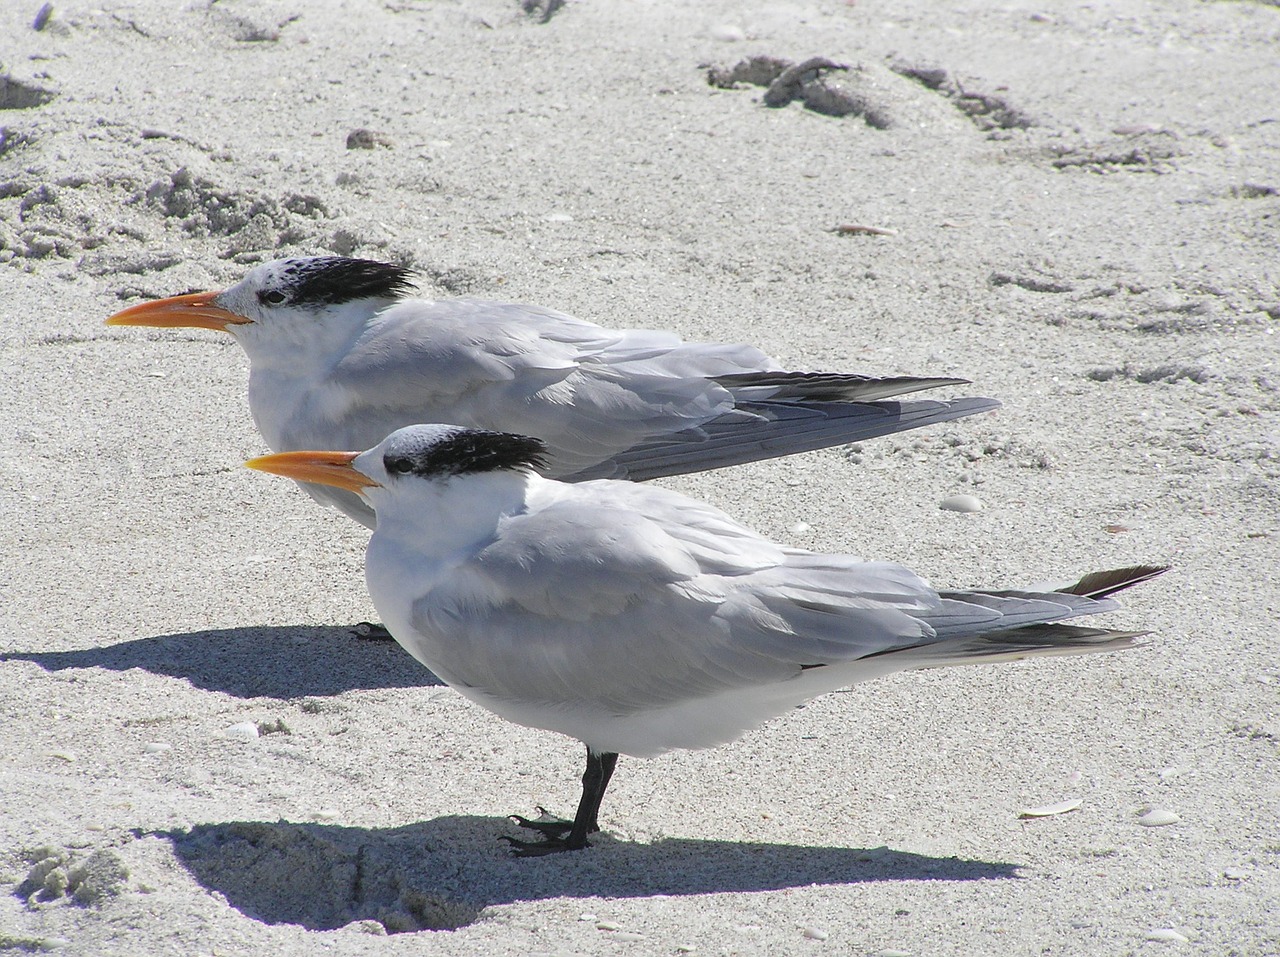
500, 834, 590, 857
350, 621, 395, 641
510, 809, 575, 839
500, 748, 618, 857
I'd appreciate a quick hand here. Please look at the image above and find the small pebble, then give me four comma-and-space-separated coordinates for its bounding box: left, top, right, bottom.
939, 493, 983, 513
315, 809, 340, 821
50, 751, 77, 762
876, 950, 911, 957
676, 946, 697, 953
709, 23, 745, 42
579, 913, 597, 921
37, 939, 69, 952
1146, 928, 1189, 943
223, 721, 260, 741
1018, 798, 1082, 818
142, 742, 172, 754
1137, 808, 1181, 827
789, 522, 812, 534
596, 920, 620, 931
543, 212, 574, 223
802, 926, 829, 941
1223, 867, 1247, 880
345, 128, 394, 150
344, 919, 387, 936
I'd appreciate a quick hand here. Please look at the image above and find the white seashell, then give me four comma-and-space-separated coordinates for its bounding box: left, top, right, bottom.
223, 721, 260, 741
142, 742, 172, 754
939, 493, 983, 513
1137, 808, 1181, 827
802, 927, 829, 941
1146, 928, 1189, 942
1018, 799, 1082, 818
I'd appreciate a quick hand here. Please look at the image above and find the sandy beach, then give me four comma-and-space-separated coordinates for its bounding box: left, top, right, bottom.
2, 0, 1278, 953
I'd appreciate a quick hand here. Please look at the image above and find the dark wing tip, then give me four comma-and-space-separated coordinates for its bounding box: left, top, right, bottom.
1055, 564, 1170, 599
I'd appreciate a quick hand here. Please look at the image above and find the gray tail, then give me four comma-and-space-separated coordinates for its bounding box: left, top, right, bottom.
888, 624, 1148, 670
1054, 564, 1169, 599
878, 564, 1167, 670
575, 395, 1000, 481
711, 371, 970, 403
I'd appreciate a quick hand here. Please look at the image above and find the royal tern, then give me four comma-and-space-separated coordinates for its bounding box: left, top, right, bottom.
247, 423, 1165, 855
109, 256, 999, 527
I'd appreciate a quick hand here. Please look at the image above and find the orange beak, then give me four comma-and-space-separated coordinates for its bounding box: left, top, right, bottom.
106, 291, 252, 332
245, 450, 381, 494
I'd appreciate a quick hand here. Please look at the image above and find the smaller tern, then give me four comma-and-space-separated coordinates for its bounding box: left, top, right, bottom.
247, 423, 1166, 856
108, 256, 999, 528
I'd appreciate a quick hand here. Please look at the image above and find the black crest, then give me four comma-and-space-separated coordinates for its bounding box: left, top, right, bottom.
384, 428, 548, 480
276, 258, 416, 307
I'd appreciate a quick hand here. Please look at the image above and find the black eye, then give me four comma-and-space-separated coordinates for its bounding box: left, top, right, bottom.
258, 289, 287, 305
387, 457, 415, 475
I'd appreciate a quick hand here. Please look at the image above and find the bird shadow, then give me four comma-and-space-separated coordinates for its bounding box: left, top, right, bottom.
0, 625, 442, 699
150, 815, 1021, 933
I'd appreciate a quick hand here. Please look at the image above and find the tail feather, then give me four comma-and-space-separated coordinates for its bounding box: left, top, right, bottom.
1055, 564, 1169, 599
877, 624, 1148, 670
574, 396, 1000, 481
871, 565, 1167, 670
712, 371, 970, 403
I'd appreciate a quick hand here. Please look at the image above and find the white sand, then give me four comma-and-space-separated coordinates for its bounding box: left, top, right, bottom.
2, 1, 1277, 953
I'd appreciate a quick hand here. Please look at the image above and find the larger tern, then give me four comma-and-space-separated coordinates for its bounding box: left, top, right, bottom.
247, 423, 1165, 855
109, 256, 999, 527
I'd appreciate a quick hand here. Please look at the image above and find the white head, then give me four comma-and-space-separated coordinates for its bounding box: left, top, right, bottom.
246, 423, 549, 516
106, 256, 417, 360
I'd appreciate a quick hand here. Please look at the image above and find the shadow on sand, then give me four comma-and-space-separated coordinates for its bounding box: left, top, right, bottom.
153, 815, 1021, 933
2, 625, 441, 698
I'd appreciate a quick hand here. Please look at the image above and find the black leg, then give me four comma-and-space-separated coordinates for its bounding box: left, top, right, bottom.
504, 747, 620, 856
581, 750, 617, 833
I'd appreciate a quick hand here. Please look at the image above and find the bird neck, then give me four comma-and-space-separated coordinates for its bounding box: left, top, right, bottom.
236, 301, 382, 376
371, 470, 535, 560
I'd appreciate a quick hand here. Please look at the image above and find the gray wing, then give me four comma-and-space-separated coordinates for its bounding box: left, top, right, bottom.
412, 474, 1163, 715
409, 484, 943, 713
319, 298, 994, 481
